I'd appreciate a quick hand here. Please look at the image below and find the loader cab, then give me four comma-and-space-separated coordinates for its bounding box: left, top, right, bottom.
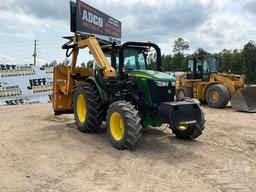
187, 56, 218, 80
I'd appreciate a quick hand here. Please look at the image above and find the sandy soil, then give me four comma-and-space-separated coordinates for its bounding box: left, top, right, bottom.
0, 104, 255, 192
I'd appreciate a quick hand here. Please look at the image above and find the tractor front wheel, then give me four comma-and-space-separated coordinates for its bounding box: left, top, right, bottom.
171, 122, 205, 140
106, 101, 142, 150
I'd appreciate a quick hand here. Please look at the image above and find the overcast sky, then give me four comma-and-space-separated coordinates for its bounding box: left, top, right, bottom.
0, 0, 255, 65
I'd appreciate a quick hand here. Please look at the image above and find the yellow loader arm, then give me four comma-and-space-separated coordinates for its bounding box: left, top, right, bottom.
211, 74, 245, 95
62, 35, 116, 96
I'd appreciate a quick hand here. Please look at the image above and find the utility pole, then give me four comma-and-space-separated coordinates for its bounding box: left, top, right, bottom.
33, 40, 39, 66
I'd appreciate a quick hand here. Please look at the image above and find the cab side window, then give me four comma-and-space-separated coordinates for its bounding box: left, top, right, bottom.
124, 56, 136, 69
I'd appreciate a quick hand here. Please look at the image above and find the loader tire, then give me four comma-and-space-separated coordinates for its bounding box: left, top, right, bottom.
106, 101, 142, 150
171, 122, 205, 140
176, 86, 193, 100
206, 84, 230, 108
73, 82, 105, 133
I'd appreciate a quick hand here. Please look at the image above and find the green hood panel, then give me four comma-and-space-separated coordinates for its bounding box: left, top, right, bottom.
128, 70, 175, 81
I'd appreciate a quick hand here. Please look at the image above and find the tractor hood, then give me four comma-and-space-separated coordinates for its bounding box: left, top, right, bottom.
128, 70, 175, 81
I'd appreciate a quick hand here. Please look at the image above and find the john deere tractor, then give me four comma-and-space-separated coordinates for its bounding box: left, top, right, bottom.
53, 35, 205, 149
52, 1, 205, 150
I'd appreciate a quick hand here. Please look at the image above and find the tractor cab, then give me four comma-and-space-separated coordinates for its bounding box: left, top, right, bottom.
100, 42, 176, 105
101, 42, 159, 73
187, 55, 218, 80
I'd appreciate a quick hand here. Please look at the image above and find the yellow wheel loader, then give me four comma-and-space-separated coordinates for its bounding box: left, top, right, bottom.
52, 1, 206, 150
176, 55, 256, 112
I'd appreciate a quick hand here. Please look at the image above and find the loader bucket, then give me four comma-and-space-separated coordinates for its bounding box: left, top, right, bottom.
231, 86, 256, 112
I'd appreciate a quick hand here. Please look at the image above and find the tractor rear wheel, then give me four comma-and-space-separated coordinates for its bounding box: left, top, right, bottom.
206, 84, 230, 108
106, 101, 142, 150
171, 122, 205, 140
73, 82, 105, 133
176, 86, 193, 100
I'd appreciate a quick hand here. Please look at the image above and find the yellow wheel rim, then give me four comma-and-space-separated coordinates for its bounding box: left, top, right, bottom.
77, 94, 86, 123
178, 90, 185, 98
177, 124, 188, 132
110, 112, 125, 141
210, 91, 219, 103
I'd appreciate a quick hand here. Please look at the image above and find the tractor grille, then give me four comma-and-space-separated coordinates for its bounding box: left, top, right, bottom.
148, 81, 175, 103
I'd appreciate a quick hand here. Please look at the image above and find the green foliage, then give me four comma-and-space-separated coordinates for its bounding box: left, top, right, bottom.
148, 52, 157, 70
58, 58, 69, 66
80, 62, 86, 67
173, 38, 190, 54
193, 48, 209, 57
87, 60, 94, 68
42, 58, 69, 67
242, 41, 256, 84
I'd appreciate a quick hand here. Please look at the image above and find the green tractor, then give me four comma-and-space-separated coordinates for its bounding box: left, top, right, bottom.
55, 37, 205, 150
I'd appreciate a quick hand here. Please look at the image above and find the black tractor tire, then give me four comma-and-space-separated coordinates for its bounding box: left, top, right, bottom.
176, 86, 193, 100
171, 122, 205, 140
205, 84, 230, 108
73, 82, 105, 133
106, 101, 142, 150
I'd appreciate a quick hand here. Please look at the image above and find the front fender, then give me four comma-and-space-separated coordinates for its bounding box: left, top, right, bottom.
213, 74, 235, 94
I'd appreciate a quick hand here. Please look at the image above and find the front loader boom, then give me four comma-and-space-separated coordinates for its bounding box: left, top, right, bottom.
62, 35, 116, 96
53, 35, 116, 113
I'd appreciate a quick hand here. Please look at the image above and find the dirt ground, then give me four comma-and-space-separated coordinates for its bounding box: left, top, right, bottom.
0, 104, 255, 192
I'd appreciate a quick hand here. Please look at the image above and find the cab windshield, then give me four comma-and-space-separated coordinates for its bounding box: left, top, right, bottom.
204, 57, 218, 73
123, 49, 147, 70
104, 48, 147, 71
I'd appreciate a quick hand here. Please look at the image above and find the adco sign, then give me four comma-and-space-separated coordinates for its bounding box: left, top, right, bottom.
70, 0, 122, 44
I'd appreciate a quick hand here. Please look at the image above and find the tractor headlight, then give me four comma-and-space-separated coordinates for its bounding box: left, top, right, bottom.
171, 81, 176, 87
154, 81, 169, 87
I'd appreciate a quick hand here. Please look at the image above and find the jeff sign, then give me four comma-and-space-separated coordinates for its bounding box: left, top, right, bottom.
0, 65, 53, 106
71, 0, 122, 44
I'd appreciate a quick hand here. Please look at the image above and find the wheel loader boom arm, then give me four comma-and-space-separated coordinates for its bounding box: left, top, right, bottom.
211, 73, 245, 94
211, 74, 235, 94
